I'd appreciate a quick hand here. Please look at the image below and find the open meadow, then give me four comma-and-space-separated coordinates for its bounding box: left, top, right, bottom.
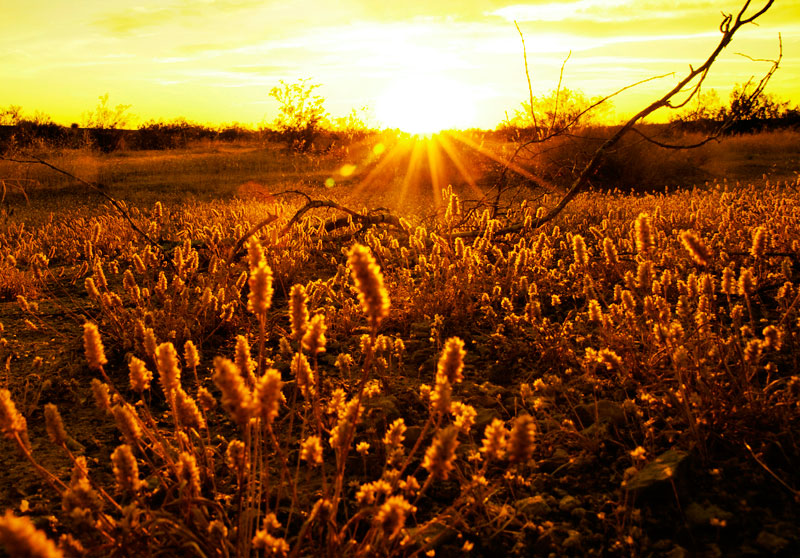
1, 130, 800, 557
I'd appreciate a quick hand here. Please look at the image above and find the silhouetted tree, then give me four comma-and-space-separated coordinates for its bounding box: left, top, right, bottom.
269, 78, 328, 152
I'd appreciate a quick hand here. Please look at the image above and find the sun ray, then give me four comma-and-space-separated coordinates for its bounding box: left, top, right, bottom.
398, 138, 427, 209
435, 133, 485, 201
349, 139, 410, 199
450, 132, 558, 193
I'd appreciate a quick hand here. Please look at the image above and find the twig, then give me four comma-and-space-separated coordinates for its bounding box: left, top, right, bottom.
0, 154, 177, 273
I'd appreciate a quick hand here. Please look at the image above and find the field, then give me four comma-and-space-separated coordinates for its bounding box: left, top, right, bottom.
1, 130, 800, 558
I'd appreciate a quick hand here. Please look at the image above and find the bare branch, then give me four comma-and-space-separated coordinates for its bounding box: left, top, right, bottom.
515, 21, 538, 134
0, 154, 177, 273
532, 0, 776, 229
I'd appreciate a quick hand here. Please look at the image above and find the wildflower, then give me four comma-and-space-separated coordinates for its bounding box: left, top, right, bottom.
44, 404, 67, 446
197, 387, 216, 411
588, 299, 602, 323
356, 441, 371, 456
603, 237, 618, 265
375, 495, 417, 539
762, 325, 783, 350
212, 357, 253, 426
226, 440, 248, 476
744, 339, 762, 364
289, 284, 309, 341
247, 261, 274, 315
422, 426, 459, 481
176, 452, 201, 499
235, 335, 256, 386
480, 419, 508, 461
451, 401, 476, 434
155, 342, 181, 400
128, 357, 153, 393
83, 323, 107, 371
302, 314, 327, 355
300, 436, 323, 465
356, 480, 392, 505
0, 389, 28, 445
437, 337, 465, 385
111, 444, 141, 493
722, 267, 736, 295
175, 388, 206, 430
253, 369, 283, 425
112, 404, 142, 446
335, 353, 354, 376
0, 510, 63, 558
738, 267, 756, 295
572, 234, 589, 267
680, 231, 711, 266
348, 244, 390, 328
634, 212, 654, 254
326, 388, 346, 416
247, 237, 265, 271
383, 418, 406, 464
143, 328, 158, 359
90, 379, 112, 413
184, 340, 200, 369
251, 531, 289, 557
750, 226, 767, 258
291, 352, 315, 399
507, 414, 536, 464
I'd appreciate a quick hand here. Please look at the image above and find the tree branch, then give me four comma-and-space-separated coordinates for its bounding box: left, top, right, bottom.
0, 154, 177, 273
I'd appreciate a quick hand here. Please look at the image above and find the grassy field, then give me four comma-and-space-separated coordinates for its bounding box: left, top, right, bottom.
1, 130, 799, 557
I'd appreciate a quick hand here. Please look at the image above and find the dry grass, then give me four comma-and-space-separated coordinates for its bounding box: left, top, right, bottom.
0, 139, 799, 557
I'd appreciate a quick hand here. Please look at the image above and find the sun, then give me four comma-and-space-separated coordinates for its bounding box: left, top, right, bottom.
375, 75, 476, 136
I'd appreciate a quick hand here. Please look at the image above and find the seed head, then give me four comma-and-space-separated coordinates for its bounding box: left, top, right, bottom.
177, 452, 201, 499
291, 352, 315, 399
128, 357, 153, 393
184, 340, 200, 369
508, 414, 536, 464
751, 226, 767, 259
90, 379, 112, 414
301, 314, 327, 355
247, 237, 265, 272
375, 495, 417, 540
348, 244, 390, 328
111, 444, 141, 494
226, 440, 248, 476
422, 426, 459, 481
0, 389, 28, 445
44, 404, 68, 446
603, 237, 618, 265
289, 284, 309, 341
572, 234, 589, 267
738, 267, 756, 296
253, 369, 283, 425
212, 357, 253, 426
247, 262, 274, 315
0, 510, 63, 558
155, 342, 181, 399
83, 323, 107, 370
175, 388, 206, 430
480, 418, 509, 462
112, 404, 142, 446
634, 212, 654, 255
680, 230, 711, 266
300, 436, 323, 465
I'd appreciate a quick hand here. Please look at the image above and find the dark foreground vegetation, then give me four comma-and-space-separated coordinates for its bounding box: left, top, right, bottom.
0, 128, 799, 557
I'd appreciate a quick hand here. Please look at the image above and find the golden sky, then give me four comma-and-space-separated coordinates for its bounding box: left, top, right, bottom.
1, 0, 797, 130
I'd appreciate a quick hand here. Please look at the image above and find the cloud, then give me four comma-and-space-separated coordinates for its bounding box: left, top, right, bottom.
95, 0, 265, 34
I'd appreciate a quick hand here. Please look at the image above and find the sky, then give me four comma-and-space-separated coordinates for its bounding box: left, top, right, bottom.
1, 0, 798, 131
